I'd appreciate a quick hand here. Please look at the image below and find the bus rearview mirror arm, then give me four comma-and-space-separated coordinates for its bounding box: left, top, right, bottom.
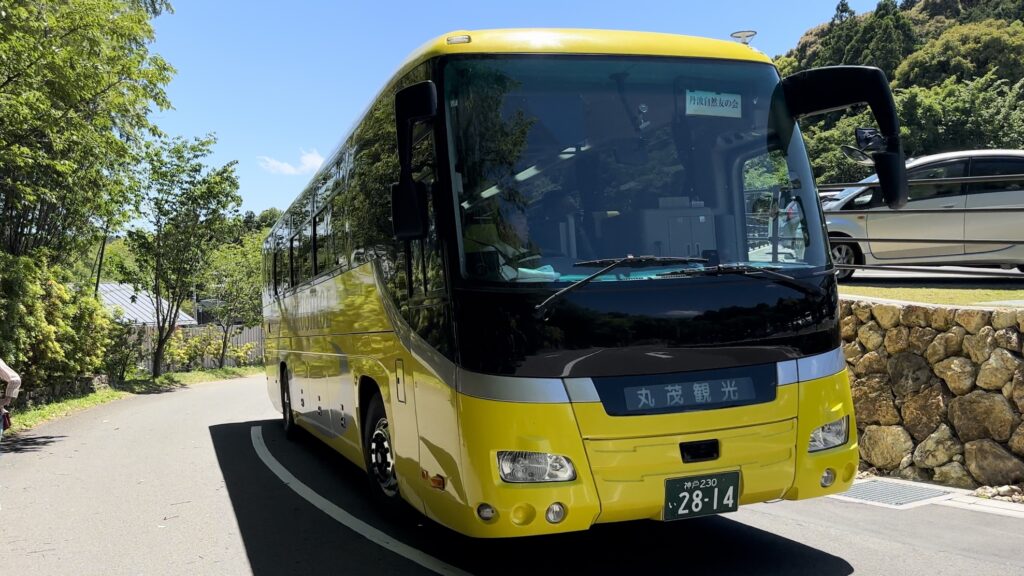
781, 66, 908, 209
391, 81, 438, 241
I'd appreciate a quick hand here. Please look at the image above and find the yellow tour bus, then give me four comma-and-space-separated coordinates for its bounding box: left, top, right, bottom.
261, 28, 908, 538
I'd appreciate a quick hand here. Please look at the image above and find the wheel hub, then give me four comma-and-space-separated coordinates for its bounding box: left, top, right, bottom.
369, 418, 398, 497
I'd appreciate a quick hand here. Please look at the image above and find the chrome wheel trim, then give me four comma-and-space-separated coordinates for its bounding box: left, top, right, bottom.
831, 243, 856, 265
831, 242, 856, 279
369, 417, 398, 497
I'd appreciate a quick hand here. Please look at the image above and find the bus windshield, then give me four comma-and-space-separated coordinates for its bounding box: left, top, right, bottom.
445, 55, 827, 283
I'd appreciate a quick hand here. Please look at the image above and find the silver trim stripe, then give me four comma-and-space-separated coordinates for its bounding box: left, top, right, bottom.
795, 347, 846, 384
458, 369, 569, 403
459, 347, 846, 403
776, 360, 799, 386
564, 378, 600, 403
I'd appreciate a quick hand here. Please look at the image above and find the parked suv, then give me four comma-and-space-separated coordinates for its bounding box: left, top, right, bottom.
823, 149, 1024, 280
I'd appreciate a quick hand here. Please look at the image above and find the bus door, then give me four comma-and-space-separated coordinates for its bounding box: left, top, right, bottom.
402, 127, 463, 513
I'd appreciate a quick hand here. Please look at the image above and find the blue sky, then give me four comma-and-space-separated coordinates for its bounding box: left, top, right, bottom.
150, 0, 878, 214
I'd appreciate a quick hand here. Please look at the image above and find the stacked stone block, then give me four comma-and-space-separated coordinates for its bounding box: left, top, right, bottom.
841, 300, 1024, 490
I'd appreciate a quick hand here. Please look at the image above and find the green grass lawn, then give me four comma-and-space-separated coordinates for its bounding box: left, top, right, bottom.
839, 285, 1024, 306
4, 365, 265, 435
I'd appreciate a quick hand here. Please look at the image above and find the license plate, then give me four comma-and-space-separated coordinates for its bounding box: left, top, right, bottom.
664, 472, 740, 521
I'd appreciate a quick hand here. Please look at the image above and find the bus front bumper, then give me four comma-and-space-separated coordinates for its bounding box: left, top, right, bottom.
447, 370, 856, 538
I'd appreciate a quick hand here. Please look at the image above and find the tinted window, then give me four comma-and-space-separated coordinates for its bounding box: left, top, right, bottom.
969, 158, 1024, 194
275, 228, 289, 292
298, 222, 313, 281
906, 161, 966, 201
329, 181, 350, 270
409, 128, 444, 296
315, 208, 331, 274
446, 56, 827, 283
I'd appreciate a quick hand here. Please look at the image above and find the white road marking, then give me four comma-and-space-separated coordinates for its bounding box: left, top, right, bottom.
559, 349, 604, 377
250, 425, 472, 576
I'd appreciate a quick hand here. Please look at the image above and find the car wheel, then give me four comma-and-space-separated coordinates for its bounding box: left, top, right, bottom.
281, 368, 297, 440
363, 394, 401, 504
830, 239, 861, 282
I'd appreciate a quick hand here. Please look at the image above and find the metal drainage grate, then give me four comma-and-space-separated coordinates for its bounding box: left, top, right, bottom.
838, 480, 951, 507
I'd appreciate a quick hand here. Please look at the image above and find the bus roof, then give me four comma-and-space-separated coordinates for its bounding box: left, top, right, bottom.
398, 28, 774, 73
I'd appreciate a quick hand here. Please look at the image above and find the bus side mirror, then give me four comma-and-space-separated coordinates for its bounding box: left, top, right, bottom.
391, 81, 437, 240
782, 66, 908, 209
391, 180, 429, 241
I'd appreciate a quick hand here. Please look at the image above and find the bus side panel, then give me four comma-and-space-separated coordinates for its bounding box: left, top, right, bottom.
408, 348, 460, 523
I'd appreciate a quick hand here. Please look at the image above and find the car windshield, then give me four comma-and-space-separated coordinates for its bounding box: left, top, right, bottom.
444, 55, 828, 283
831, 174, 879, 203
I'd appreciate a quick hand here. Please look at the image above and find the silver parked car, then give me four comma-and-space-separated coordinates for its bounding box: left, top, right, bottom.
823, 149, 1024, 280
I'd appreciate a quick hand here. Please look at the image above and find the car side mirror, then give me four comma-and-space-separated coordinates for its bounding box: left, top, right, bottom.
855, 127, 884, 151
782, 66, 908, 209
840, 144, 874, 166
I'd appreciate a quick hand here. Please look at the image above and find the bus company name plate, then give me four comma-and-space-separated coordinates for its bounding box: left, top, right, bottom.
623, 377, 756, 413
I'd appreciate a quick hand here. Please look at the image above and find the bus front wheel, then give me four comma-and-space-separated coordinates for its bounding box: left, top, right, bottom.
363, 394, 400, 504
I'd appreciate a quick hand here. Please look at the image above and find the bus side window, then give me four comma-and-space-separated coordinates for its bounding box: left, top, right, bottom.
290, 234, 300, 287
409, 125, 443, 298
300, 221, 314, 281
314, 208, 331, 274
330, 187, 350, 270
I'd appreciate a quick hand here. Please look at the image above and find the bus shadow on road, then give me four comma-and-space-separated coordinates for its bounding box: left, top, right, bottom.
210, 420, 853, 576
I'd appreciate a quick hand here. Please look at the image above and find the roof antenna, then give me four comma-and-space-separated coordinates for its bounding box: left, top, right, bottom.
730, 30, 757, 45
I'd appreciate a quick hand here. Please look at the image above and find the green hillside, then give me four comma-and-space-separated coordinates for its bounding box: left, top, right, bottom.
777, 0, 1024, 184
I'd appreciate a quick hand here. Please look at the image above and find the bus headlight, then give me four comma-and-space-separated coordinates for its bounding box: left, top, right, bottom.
497, 451, 576, 483
808, 416, 849, 452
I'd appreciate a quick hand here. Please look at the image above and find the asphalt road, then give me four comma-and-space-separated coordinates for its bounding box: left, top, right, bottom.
2, 375, 1024, 576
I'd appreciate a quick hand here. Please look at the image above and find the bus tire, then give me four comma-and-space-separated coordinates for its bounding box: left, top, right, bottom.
363, 394, 401, 505
281, 368, 297, 440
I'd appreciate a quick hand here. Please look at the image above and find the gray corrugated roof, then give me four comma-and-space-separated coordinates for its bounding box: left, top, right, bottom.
98, 283, 198, 326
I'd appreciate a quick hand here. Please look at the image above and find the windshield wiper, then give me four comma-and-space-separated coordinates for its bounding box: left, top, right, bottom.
659, 263, 825, 297
534, 255, 708, 315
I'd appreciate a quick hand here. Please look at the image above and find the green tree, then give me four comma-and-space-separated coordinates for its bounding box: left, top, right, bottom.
0, 0, 174, 263
960, 0, 1024, 23
894, 20, 1024, 87
256, 207, 283, 229
119, 135, 240, 376
202, 231, 263, 368
849, 0, 917, 79
818, 0, 863, 66
0, 253, 111, 400
803, 71, 1024, 184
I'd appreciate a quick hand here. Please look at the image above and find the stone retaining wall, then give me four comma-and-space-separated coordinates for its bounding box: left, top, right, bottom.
841, 300, 1024, 489
14, 375, 109, 408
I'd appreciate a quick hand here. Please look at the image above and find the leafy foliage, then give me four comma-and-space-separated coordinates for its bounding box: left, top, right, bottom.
202, 231, 263, 367
783, 0, 1024, 184
0, 253, 111, 400
0, 0, 174, 262
102, 311, 146, 385
118, 134, 240, 376
894, 20, 1024, 87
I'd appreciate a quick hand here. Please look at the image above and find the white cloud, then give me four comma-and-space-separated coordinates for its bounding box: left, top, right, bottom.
257, 148, 324, 175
